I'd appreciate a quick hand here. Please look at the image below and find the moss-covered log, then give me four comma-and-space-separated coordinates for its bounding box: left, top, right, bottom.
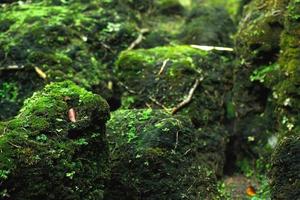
105, 109, 224, 199
0, 81, 110, 200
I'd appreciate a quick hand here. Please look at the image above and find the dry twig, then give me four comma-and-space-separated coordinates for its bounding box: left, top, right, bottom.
171, 78, 201, 115
157, 59, 170, 75
127, 28, 149, 50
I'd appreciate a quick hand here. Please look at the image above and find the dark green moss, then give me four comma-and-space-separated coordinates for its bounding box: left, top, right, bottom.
270, 134, 300, 200
235, 0, 289, 64
105, 109, 223, 199
0, 81, 110, 200
179, 6, 235, 46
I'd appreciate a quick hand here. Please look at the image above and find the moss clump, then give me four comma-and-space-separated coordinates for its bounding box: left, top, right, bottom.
178, 6, 235, 46
105, 109, 222, 199
116, 45, 233, 127
270, 134, 300, 199
0, 0, 138, 120
0, 81, 110, 200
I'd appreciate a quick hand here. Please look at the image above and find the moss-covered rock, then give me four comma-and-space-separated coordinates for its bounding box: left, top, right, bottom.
235, 0, 289, 64
269, 3, 300, 198
116, 45, 233, 127
105, 109, 224, 199
0, 81, 110, 200
178, 6, 236, 46
0, 0, 138, 120
270, 134, 300, 200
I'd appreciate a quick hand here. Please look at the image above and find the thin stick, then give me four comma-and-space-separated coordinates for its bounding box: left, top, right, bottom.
174, 131, 179, 149
0, 65, 25, 71
149, 96, 170, 112
127, 28, 149, 50
157, 59, 170, 75
171, 78, 201, 115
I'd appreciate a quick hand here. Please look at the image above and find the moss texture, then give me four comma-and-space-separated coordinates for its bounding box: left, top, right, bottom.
0, 0, 139, 120
0, 81, 110, 200
116, 45, 233, 127
270, 135, 300, 199
269, 2, 300, 198
235, 0, 289, 64
105, 109, 223, 200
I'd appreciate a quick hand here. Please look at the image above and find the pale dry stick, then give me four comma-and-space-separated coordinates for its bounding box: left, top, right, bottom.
0, 65, 25, 71
157, 58, 170, 75
190, 45, 234, 52
171, 78, 202, 115
127, 28, 149, 50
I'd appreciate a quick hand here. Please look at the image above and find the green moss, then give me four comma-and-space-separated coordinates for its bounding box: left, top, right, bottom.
0, 0, 139, 120
116, 45, 233, 127
235, 0, 289, 64
105, 109, 222, 199
0, 81, 110, 200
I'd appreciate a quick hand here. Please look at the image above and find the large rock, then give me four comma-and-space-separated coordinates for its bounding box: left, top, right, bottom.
178, 6, 235, 46
115, 45, 234, 127
105, 109, 224, 199
235, 0, 289, 64
0, 81, 110, 200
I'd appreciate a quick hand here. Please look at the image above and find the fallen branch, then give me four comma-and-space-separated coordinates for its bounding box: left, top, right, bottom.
171, 78, 201, 115
190, 45, 234, 52
127, 28, 149, 50
157, 58, 170, 75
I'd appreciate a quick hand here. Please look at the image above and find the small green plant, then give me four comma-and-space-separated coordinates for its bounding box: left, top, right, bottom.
250, 64, 279, 83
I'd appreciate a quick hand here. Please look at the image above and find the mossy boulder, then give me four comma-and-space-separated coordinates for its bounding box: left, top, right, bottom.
179, 6, 236, 46
235, 0, 289, 64
269, 3, 300, 198
270, 134, 300, 200
0, 1, 138, 120
115, 45, 233, 127
105, 109, 223, 199
0, 81, 110, 200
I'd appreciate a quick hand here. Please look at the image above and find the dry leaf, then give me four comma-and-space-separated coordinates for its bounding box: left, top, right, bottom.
246, 186, 256, 197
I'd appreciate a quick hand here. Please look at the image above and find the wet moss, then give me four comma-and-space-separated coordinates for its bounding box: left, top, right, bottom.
105, 109, 223, 199
0, 81, 110, 200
